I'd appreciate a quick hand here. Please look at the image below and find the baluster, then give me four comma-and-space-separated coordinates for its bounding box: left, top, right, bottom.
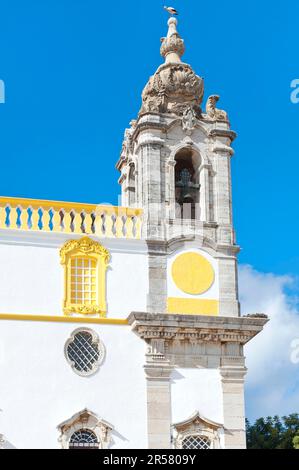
104, 212, 113, 237
94, 210, 104, 237
115, 211, 124, 238
52, 208, 62, 231
125, 215, 134, 238
63, 209, 73, 233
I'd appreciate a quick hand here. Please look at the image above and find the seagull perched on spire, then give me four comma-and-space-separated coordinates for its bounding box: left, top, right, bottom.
164, 6, 178, 16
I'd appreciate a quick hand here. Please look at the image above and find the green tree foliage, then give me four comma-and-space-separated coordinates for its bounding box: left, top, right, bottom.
293, 435, 299, 449
246, 414, 299, 449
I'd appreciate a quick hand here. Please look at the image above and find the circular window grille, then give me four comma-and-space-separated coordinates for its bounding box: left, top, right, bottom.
65, 329, 105, 376
69, 429, 99, 449
182, 435, 211, 449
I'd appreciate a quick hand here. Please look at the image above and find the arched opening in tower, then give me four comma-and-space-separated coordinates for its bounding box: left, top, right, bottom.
175, 148, 200, 220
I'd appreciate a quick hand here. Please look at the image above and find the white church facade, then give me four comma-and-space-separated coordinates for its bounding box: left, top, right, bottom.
0, 18, 267, 450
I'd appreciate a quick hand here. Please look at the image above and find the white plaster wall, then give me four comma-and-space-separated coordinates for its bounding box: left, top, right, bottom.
167, 247, 219, 300
171, 368, 225, 448
0, 237, 149, 319
106, 249, 148, 318
0, 243, 62, 315
0, 321, 147, 449
171, 368, 223, 425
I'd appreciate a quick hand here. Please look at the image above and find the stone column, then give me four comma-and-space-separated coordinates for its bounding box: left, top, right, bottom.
220, 365, 247, 449
144, 340, 173, 449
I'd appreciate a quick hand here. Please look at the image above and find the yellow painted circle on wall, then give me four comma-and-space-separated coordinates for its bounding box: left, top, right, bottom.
172, 252, 215, 295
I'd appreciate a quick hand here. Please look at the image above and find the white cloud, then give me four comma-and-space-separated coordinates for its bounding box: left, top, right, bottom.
239, 265, 299, 422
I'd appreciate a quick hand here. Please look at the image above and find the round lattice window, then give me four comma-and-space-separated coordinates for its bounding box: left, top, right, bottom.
182, 435, 211, 449
69, 429, 99, 449
65, 329, 105, 376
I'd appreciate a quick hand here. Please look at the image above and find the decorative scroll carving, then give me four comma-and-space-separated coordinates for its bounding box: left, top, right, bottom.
140, 14, 203, 116
141, 64, 204, 116
60, 237, 110, 266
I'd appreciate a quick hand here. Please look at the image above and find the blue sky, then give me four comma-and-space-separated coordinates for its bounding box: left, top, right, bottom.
0, 0, 298, 276
0, 1, 298, 421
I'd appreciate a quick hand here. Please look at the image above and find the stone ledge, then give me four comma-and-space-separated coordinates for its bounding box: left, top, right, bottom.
128, 312, 268, 345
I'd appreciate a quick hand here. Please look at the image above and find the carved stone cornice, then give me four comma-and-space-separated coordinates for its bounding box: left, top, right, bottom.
209, 129, 237, 142
128, 313, 268, 346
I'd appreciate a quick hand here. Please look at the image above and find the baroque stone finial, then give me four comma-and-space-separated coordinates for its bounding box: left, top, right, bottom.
139, 16, 204, 116
160, 17, 185, 64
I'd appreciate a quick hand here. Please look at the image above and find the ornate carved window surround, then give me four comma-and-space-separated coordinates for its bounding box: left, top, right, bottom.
58, 409, 113, 450
173, 411, 223, 449
65, 328, 106, 377
60, 237, 110, 316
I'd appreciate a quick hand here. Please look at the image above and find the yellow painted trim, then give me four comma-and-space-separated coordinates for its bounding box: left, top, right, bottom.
167, 298, 219, 316
0, 313, 128, 325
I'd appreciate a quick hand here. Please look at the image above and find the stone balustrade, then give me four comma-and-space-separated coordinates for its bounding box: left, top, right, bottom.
0, 197, 143, 239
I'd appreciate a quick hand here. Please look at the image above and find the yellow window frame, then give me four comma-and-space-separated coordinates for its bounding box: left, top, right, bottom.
60, 237, 110, 316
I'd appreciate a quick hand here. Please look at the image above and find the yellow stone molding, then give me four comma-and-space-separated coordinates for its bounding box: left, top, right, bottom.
0, 313, 128, 325
167, 298, 219, 316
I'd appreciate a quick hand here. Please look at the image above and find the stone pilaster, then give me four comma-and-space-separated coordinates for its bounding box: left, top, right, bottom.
218, 256, 240, 317
129, 313, 268, 449
199, 166, 211, 222
144, 339, 173, 449
146, 241, 167, 314
220, 365, 247, 449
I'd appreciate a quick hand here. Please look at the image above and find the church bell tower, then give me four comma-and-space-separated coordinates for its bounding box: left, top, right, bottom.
117, 17, 239, 318
117, 16, 267, 450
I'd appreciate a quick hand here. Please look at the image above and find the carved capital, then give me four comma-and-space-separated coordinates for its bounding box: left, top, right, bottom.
220, 366, 248, 384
